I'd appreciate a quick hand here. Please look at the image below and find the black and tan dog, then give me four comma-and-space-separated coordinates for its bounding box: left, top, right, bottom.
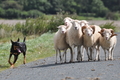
8, 37, 27, 68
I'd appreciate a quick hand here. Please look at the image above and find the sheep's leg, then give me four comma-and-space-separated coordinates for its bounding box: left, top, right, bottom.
55, 50, 58, 64
104, 49, 107, 61
64, 50, 67, 63
110, 47, 114, 60
77, 46, 79, 61
69, 47, 73, 63
95, 45, 100, 61
81, 46, 85, 61
85, 47, 90, 61
59, 50, 63, 63
92, 47, 94, 60
108, 47, 114, 60
89, 47, 93, 60
69, 45, 75, 63
108, 49, 110, 60
77, 46, 82, 62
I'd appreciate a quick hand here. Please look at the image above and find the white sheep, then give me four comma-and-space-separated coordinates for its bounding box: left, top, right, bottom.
99, 28, 117, 61
64, 17, 89, 28
66, 20, 84, 62
82, 25, 101, 61
64, 17, 73, 28
54, 25, 72, 64
64, 17, 89, 61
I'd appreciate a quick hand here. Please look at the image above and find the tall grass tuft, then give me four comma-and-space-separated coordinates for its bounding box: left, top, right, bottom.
100, 22, 116, 31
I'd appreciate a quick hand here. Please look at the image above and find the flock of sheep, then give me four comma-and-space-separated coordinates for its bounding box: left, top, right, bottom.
54, 17, 117, 64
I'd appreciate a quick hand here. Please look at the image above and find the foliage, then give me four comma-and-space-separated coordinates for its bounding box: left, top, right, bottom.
105, 12, 120, 20
100, 22, 116, 31
0, 0, 120, 19
0, 13, 76, 38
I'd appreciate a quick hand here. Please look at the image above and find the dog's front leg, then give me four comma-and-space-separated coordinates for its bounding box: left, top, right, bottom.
8, 53, 13, 66
11, 55, 18, 68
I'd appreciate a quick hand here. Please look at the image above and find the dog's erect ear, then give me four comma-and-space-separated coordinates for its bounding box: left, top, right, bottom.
23, 37, 26, 42
17, 38, 20, 42
11, 40, 13, 43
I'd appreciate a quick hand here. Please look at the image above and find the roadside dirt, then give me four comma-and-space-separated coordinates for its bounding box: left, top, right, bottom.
0, 20, 120, 27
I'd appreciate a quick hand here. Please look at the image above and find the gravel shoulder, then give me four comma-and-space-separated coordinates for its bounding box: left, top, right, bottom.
0, 33, 120, 80
0, 20, 120, 27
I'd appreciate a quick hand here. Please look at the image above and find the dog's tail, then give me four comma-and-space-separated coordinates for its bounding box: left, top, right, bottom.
23, 37, 26, 42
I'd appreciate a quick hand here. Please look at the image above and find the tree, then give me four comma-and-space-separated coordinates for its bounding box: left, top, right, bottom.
91, 0, 109, 17
1, 1, 23, 10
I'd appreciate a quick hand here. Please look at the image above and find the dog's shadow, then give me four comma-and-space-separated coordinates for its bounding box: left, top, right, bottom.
0, 65, 9, 68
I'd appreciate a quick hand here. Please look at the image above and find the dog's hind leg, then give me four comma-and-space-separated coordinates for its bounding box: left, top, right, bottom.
23, 52, 26, 64
8, 53, 13, 65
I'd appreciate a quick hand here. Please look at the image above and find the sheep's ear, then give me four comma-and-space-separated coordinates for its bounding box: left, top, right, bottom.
81, 22, 85, 27
91, 25, 95, 34
110, 29, 114, 34
110, 29, 117, 37
98, 29, 104, 37
57, 26, 60, 29
64, 26, 67, 29
82, 20, 89, 24
69, 18, 73, 22
82, 26, 86, 35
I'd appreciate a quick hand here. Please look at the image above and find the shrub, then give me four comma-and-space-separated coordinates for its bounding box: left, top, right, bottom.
105, 12, 120, 20
27, 10, 44, 18
0, 14, 78, 38
100, 22, 116, 31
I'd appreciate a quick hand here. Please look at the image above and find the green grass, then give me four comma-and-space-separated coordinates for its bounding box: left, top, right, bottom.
76, 16, 105, 20
0, 32, 55, 72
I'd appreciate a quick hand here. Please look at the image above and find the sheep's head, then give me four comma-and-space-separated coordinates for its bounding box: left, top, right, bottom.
71, 21, 80, 30
82, 25, 95, 36
64, 17, 73, 27
99, 28, 117, 40
58, 25, 67, 34
80, 20, 89, 27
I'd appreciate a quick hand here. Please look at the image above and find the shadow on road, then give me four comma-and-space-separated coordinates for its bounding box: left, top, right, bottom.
0, 65, 9, 68
29, 60, 103, 68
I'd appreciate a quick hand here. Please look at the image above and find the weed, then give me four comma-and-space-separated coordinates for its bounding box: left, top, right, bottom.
100, 22, 116, 31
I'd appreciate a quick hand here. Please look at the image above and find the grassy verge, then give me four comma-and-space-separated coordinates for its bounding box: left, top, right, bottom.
0, 32, 55, 72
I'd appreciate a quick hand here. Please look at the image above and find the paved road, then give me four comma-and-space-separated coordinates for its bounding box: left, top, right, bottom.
0, 33, 120, 80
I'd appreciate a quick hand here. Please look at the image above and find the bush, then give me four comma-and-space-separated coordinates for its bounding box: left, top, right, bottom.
0, 14, 78, 38
27, 10, 44, 18
0, 24, 12, 38
0, 8, 6, 18
105, 12, 120, 20
100, 22, 116, 31
5, 9, 21, 19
